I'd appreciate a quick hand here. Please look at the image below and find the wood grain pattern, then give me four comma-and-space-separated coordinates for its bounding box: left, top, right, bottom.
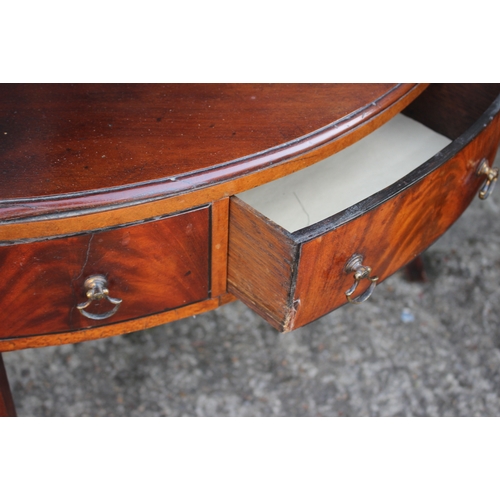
7, 83, 495, 415
228, 89, 500, 331
2, 84, 498, 345
0, 207, 210, 339
0, 84, 409, 199
292, 121, 499, 329
403, 83, 500, 139
210, 198, 230, 297
0, 353, 16, 416
0, 294, 236, 353
228, 198, 296, 330
0, 84, 428, 227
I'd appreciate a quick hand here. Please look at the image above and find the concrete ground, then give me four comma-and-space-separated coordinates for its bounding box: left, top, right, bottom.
4, 152, 500, 417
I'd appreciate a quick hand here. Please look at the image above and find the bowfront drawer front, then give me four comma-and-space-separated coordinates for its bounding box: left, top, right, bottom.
228, 89, 500, 332
0, 207, 210, 339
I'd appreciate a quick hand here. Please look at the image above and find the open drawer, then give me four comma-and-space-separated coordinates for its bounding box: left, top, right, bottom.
228, 84, 500, 332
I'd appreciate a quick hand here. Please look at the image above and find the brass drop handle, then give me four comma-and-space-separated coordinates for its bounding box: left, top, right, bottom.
77, 275, 122, 320
477, 158, 498, 200
344, 254, 379, 304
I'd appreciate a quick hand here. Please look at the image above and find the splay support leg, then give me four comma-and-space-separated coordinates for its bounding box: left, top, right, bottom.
0, 353, 17, 417
404, 255, 428, 282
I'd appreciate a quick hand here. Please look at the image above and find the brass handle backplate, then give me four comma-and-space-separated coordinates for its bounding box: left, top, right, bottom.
77, 275, 122, 320
344, 254, 379, 304
477, 158, 498, 200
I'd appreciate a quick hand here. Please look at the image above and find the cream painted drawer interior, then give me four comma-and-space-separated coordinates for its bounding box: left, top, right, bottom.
228, 98, 500, 331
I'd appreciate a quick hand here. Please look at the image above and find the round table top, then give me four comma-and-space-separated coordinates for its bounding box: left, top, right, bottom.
0, 83, 423, 221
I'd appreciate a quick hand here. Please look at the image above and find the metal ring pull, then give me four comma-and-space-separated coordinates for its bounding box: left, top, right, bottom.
77, 275, 122, 320
477, 158, 498, 200
344, 254, 379, 304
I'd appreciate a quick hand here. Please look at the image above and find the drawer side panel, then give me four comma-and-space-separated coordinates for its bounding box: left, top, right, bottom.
228, 198, 297, 330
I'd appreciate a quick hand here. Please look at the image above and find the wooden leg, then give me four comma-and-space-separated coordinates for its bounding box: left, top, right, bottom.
0, 353, 17, 417
404, 255, 428, 283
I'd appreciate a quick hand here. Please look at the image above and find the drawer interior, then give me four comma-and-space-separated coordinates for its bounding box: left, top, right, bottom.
237, 114, 451, 233
402, 83, 500, 140
229, 85, 500, 332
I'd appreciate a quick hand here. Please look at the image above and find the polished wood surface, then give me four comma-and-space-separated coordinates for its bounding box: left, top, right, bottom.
0, 84, 427, 224
1, 83, 499, 347
2, 83, 500, 416
0, 294, 236, 353
0, 207, 210, 339
228, 88, 500, 331
0, 353, 16, 416
210, 198, 230, 298
404, 83, 500, 139
292, 115, 499, 329
0, 84, 411, 198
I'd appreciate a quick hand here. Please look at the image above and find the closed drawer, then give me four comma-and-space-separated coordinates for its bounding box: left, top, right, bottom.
0, 206, 210, 338
228, 85, 500, 331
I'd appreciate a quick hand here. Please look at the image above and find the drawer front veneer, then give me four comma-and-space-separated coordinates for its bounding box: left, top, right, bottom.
0, 207, 210, 339
228, 97, 500, 332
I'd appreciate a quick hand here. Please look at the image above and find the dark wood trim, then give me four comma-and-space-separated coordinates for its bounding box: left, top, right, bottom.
292, 92, 500, 244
